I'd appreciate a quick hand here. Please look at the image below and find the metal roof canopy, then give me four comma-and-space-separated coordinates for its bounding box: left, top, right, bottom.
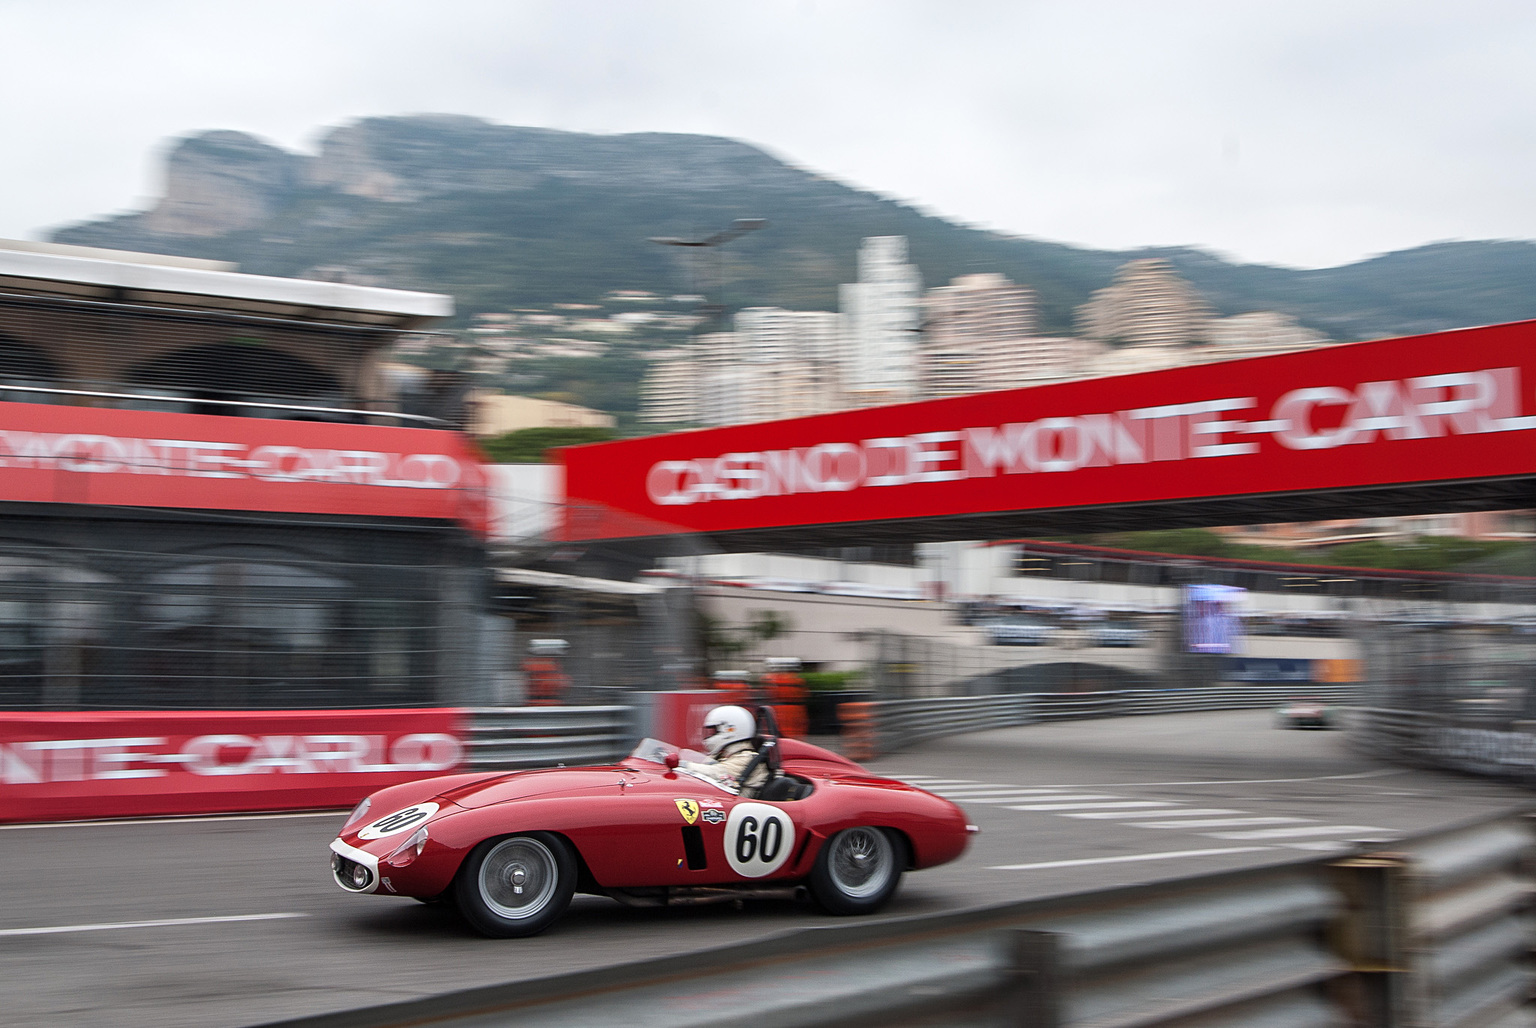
0, 239, 452, 329
558, 320, 1536, 555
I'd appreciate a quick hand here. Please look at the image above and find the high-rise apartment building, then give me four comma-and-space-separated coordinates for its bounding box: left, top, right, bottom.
637, 309, 846, 426
839, 236, 922, 406
637, 347, 703, 425
918, 273, 1036, 397
1076, 258, 1213, 351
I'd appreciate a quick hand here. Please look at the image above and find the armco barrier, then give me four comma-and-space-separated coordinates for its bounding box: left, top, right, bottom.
1356, 706, 1536, 790
255, 811, 1534, 1028
850, 683, 1361, 758
464, 705, 635, 770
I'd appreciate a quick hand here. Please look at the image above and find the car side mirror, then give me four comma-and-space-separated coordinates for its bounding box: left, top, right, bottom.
663, 752, 680, 770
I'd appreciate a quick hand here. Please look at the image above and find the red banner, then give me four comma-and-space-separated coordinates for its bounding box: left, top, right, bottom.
558, 320, 1536, 540
0, 402, 490, 537
0, 709, 466, 823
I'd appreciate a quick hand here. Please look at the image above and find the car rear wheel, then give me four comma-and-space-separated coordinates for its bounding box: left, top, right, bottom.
455, 832, 575, 938
809, 827, 905, 915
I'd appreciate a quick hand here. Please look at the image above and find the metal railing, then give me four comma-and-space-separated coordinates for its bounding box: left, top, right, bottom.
464, 706, 635, 770
843, 683, 1362, 759
1355, 707, 1536, 788
255, 810, 1534, 1028
0, 382, 451, 427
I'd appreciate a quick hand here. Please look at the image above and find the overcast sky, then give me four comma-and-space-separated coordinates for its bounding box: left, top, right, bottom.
3, 0, 1533, 269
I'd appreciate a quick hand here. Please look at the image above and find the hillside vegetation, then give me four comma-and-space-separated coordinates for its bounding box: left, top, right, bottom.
51, 115, 1536, 343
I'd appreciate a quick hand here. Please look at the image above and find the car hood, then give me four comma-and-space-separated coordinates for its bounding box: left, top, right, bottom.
436, 765, 628, 809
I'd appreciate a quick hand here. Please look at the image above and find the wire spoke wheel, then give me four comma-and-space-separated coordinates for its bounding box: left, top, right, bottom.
827, 827, 895, 898
810, 826, 905, 915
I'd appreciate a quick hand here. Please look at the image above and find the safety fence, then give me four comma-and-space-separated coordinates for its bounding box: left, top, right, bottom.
256, 809, 1534, 1028
1355, 706, 1536, 789
464, 705, 635, 770
838, 682, 1362, 760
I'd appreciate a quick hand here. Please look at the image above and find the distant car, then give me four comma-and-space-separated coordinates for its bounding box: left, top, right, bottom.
1276, 698, 1339, 729
1089, 623, 1150, 648
329, 711, 975, 937
985, 618, 1058, 646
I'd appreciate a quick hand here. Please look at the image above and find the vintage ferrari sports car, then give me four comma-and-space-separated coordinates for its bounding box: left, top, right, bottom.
329, 720, 975, 937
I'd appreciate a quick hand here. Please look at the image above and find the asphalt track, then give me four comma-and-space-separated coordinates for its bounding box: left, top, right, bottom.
2, 709, 1530, 1027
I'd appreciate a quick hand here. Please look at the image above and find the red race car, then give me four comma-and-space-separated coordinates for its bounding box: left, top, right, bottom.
329, 713, 975, 937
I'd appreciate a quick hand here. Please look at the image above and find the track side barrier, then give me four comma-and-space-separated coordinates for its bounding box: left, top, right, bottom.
0, 706, 636, 824
860, 683, 1360, 758
1356, 706, 1536, 792
254, 811, 1534, 1028
463, 705, 634, 770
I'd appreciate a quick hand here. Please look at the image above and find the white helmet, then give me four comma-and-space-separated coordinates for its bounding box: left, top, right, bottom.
702, 705, 755, 755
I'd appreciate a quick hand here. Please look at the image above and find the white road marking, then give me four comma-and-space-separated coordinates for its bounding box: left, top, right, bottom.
0, 913, 309, 937
956, 793, 1090, 804
1130, 816, 1315, 829
921, 792, 1069, 799
1282, 840, 1355, 851
0, 811, 346, 831
1204, 825, 1392, 840
989, 846, 1272, 871
988, 793, 1123, 804
1064, 808, 1247, 820
1007, 800, 1179, 811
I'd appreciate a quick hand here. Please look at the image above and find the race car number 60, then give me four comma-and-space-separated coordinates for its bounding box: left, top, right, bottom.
725, 802, 795, 877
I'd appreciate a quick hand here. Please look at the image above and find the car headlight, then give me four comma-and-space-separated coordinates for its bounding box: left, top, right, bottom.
386, 826, 429, 868
342, 797, 371, 832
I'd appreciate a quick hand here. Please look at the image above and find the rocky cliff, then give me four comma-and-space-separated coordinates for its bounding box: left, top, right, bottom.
50, 115, 1536, 341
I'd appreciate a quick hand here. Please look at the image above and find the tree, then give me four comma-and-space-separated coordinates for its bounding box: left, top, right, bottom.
479, 426, 616, 463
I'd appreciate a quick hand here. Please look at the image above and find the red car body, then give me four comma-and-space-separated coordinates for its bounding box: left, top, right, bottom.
330, 735, 973, 936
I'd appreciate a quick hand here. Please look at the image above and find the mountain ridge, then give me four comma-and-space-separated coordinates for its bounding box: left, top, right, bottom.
48, 115, 1536, 341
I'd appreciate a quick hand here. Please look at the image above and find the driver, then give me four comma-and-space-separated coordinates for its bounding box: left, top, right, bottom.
683, 705, 770, 795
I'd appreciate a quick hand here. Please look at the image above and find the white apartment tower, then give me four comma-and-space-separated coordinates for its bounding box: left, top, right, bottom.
733, 307, 843, 420
637, 309, 845, 426
839, 236, 922, 406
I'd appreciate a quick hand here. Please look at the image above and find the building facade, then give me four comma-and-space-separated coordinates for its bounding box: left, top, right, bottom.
0, 240, 495, 711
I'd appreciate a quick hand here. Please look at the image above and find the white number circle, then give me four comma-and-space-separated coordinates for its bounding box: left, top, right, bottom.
358, 802, 439, 840
725, 802, 795, 878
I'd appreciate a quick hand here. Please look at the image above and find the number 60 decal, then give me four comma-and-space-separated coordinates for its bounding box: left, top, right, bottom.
724, 802, 795, 877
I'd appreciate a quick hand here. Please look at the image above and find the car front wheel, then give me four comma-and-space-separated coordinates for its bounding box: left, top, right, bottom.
809, 827, 905, 915
455, 832, 576, 938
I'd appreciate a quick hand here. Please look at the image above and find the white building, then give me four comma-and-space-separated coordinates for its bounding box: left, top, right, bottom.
839, 236, 922, 406
638, 308, 848, 426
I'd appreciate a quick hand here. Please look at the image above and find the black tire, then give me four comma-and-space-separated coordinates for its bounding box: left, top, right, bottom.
808, 827, 906, 915
454, 832, 576, 938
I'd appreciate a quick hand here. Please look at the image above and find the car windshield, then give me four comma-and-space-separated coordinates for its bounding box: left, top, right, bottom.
628, 737, 710, 766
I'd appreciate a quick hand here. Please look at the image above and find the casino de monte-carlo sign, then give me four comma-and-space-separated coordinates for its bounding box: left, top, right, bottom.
0, 401, 489, 536
557, 320, 1536, 541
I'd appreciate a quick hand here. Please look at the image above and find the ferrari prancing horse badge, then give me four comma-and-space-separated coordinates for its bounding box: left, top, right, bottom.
675, 798, 700, 824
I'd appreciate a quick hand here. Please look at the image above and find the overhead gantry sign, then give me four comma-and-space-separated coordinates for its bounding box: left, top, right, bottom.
558, 320, 1536, 549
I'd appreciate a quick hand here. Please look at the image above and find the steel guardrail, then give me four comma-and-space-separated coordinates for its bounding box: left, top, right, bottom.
464, 705, 635, 770
843, 684, 1361, 759
254, 810, 1534, 1028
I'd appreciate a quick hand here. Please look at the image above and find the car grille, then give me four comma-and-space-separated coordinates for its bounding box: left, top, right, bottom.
332, 852, 373, 892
